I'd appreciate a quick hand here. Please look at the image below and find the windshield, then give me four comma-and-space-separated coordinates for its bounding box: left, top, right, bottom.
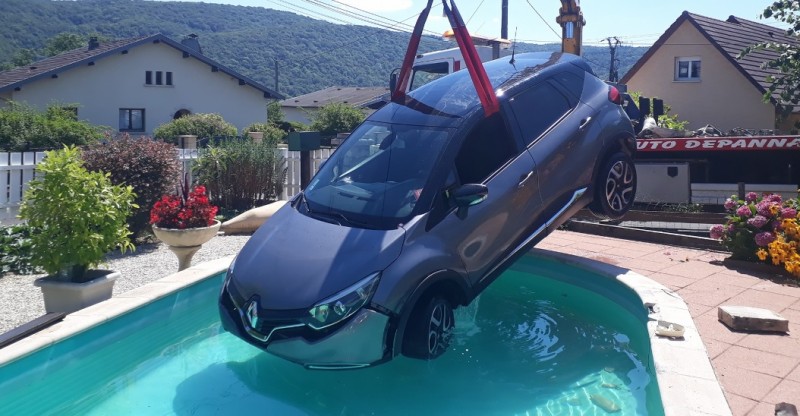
304, 121, 451, 229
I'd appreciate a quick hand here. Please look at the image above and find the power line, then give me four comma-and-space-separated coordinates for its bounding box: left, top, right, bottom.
524, 0, 561, 41
466, 0, 486, 25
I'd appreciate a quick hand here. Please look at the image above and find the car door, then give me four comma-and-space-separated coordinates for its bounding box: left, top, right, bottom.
431, 111, 543, 286
509, 74, 598, 219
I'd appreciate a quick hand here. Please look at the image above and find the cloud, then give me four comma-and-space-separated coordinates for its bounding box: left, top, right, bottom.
338, 0, 413, 13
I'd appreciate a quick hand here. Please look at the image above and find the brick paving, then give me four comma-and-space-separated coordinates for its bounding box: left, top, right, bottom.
539, 230, 800, 416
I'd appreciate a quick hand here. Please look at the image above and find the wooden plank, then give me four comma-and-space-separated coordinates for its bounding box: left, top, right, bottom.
0, 312, 67, 349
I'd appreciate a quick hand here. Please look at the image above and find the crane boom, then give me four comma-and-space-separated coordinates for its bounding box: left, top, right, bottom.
557, 0, 585, 55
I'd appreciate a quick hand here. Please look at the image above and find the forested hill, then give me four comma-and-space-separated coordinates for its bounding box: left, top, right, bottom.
0, 0, 647, 98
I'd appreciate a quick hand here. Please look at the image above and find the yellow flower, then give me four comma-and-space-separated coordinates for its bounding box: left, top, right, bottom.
757, 249, 768, 261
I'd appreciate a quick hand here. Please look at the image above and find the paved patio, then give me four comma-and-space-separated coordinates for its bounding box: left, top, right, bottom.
540, 230, 800, 416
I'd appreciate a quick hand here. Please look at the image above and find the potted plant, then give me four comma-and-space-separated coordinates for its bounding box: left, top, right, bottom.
19, 146, 136, 313
150, 174, 220, 271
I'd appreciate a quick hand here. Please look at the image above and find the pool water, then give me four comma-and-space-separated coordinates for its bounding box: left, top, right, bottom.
0, 256, 663, 415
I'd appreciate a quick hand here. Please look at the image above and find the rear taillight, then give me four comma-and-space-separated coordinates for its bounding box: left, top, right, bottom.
608, 86, 622, 105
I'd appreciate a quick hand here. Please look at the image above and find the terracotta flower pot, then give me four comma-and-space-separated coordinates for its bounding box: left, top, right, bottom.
152, 220, 221, 271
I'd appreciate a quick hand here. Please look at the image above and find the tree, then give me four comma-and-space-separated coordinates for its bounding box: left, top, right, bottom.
267, 101, 285, 125
309, 103, 365, 137
43, 33, 85, 57
739, 2, 800, 115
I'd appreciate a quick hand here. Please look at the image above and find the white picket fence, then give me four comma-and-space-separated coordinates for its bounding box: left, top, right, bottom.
0, 148, 334, 224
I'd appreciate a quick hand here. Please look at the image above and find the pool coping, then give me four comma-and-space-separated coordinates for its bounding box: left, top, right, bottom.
0, 251, 732, 415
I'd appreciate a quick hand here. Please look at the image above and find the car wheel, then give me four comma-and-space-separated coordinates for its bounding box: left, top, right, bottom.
589, 152, 637, 220
403, 296, 454, 360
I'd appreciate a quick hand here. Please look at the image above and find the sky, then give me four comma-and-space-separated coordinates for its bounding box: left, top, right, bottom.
160, 0, 783, 47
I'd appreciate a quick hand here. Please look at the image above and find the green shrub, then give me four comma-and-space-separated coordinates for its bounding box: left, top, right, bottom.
152, 113, 237, 144
309, 103, 365, 137
82, 134, 182, 239
19, 146, 136, 281
0, 223, 40, 276
194, 137, 286, 211
242, 122, 288, 143
0, 101, 105, 151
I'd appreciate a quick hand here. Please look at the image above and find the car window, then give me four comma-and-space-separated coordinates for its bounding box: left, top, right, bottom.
549, 71, 585, 103
509, 82, 572, 147
454, 114, 517, 184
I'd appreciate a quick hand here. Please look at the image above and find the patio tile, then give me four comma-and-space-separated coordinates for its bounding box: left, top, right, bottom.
737, 333, 800, 358
787, 363, 800, 382
723, 393, 756, 416
569, 241, 616, 253
747, 402, 779, 415
762, 379, 800, 406
702, 338, 732, 360
694, 311, 748, 344
749, 280, 800, 298
712, 359, 781, 401
714, 345, 799, 378
724, 288, 797, 312
661, 260, 724, 280
645, 272, 697, 290
700, 272, 760, 289
677, 284, 745, 308
614, 258, 673, 274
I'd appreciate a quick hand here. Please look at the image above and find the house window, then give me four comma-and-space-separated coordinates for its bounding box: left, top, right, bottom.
675, 57, 701, 81
166, 71, 173, 86
156, 71, 163, 85
119, 109, 145, 132
145, 71, 152, 85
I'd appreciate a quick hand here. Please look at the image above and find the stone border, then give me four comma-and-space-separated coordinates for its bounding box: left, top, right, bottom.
0, 251, 731, 415
0, 256, 234, 367
529, 248, 732, 416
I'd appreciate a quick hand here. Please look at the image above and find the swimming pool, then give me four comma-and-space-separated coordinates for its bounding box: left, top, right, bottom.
0, 254, 667, 415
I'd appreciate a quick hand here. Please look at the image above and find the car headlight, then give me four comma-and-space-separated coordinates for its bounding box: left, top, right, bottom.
305, 272, 380, 330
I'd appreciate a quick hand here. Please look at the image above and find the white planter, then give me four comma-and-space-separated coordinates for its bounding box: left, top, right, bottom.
34, 270, 120, 314
152, 220, 221, 271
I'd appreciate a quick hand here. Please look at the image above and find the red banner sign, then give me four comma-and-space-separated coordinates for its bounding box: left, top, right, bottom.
637, 136, 800, 152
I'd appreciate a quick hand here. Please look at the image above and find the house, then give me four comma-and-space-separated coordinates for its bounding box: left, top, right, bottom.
279, 86, 388, 125
621, 12, 800, 133
0, 34, 283, 135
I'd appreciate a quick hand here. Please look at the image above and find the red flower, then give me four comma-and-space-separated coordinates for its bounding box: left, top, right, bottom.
150, 185, 218, 229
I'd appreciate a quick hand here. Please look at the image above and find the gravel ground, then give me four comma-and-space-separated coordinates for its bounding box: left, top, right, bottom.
0, 234, 251, 335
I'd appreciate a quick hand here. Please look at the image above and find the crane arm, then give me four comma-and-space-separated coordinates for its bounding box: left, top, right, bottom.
556, 0, 585, 56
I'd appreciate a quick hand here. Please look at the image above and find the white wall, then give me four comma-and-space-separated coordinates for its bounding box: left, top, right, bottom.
7, 42, 270, 135
282, 106, 315, 126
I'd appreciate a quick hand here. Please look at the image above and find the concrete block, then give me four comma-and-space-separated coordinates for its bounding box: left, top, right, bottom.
718, 305, 788, 333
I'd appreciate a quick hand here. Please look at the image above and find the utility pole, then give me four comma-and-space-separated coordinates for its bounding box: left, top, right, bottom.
273, 58, 279, 94
501, 0, 508, 39
603, 36, 622, 82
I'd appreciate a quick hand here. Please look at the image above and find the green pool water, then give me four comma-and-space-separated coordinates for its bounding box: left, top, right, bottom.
0, 256, 663, 415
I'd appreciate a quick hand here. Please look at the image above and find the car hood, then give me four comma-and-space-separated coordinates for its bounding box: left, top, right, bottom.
230, 203, 406, 310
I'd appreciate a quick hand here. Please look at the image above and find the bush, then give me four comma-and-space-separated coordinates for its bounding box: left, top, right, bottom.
82, 134, 182, 239
242, 122, 288, 143
19, 146, 135, 281
710, 192, 800, 277
309, 103, 365, 137
194, 137, 286, 211
0, 101, 105, 151
152, 113, 237, 144
0, 223, 40, 276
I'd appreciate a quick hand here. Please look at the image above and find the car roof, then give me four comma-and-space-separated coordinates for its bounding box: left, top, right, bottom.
370, 52, 592, 128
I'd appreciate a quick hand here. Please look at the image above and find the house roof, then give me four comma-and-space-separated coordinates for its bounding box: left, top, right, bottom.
280, 86, 389, 108
0, 34, 284, 99
620, 11, 799, 106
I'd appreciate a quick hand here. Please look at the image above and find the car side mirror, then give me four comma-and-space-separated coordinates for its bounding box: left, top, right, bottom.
451, 183, 488, 218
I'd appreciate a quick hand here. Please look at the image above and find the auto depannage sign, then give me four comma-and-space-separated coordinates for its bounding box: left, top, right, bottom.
637, 136, 800, 152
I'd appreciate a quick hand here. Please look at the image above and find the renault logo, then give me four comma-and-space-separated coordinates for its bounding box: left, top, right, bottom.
246, 298, 260, 329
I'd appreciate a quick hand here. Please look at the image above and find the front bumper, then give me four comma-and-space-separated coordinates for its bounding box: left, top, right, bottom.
219, 284, 390, 369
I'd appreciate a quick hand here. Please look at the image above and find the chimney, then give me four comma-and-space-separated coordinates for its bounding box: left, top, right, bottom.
88, 36, 100, 50
181, 33, 202, 55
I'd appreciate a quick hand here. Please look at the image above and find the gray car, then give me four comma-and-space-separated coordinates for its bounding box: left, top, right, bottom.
219, 52, 637, 369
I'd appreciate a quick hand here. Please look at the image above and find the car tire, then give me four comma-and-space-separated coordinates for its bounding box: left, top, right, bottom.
589, 152, 637, 220
402, 296, 454, 360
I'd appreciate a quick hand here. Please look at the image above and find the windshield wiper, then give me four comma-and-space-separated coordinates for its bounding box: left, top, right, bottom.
300, 192, 376, 229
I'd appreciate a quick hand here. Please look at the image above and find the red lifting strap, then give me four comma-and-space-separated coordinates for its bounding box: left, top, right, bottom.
391, 0, 500, 117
